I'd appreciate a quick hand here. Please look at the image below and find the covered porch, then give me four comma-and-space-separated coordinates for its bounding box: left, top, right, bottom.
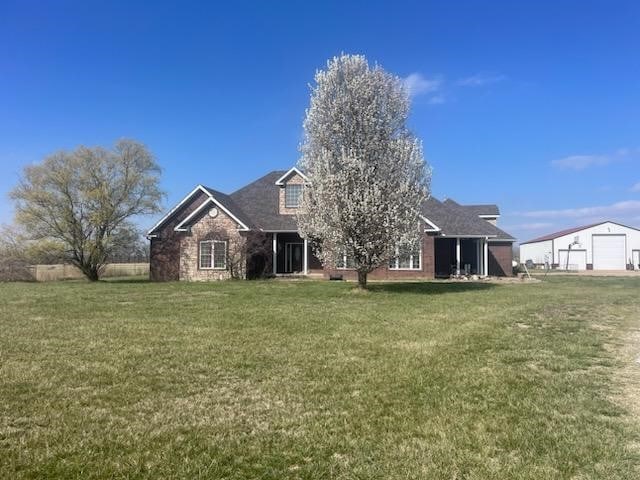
434, 236, 491, 277
271, 231, 321, 275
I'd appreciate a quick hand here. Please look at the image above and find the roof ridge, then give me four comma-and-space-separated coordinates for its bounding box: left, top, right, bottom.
422, 196, 514, 240
230, 170, 287, 197
200, 185, 255, 230
520, 222, 603, 244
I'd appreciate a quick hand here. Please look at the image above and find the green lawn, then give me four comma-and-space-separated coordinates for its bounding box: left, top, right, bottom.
1, 277, 639, 479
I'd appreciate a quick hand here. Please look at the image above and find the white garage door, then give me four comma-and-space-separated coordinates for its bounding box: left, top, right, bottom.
593, 235, 626, 270
558, 249, 587, 270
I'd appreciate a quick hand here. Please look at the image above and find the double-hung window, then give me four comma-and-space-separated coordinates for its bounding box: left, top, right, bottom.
199, 240, 227, 270
389, 243, 421, 270
335, 249, 355, 269
285, 184, 303, 208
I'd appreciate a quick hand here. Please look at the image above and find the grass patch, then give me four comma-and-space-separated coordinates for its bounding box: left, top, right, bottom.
1, 277, 639, 478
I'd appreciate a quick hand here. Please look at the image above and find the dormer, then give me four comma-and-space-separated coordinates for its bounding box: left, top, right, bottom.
443, 199, 500, 226
275, 167, 308, 215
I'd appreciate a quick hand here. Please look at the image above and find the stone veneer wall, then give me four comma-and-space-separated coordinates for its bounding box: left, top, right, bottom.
278, 172, 305, 215
179, 207, 246, 281
150, 190, 210, 281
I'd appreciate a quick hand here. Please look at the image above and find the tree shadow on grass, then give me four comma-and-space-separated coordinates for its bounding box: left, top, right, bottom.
101, 276, 150, 284
368, 281, 498, 295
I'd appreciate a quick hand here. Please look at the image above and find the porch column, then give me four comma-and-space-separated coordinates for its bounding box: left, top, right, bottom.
272, 232, 277, 275
303, 237, 308, 275
455, 237, 461, 275
483, 237, 489, 277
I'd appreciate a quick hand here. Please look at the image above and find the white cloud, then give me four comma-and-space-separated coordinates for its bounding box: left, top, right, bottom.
402, 73, 443, 99
630, 182, 640, 192
551, 147, 639, 171
427, 94, 446, 105
456, 73, 507, 87
550, 154, 612, 170
520, 200, 640, 219
402, 70, 509, 104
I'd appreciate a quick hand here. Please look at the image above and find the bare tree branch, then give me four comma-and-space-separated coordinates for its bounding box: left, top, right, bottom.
10, 139, 164, 281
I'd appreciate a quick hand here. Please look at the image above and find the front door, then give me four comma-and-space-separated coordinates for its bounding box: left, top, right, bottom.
284, 243, 304, 273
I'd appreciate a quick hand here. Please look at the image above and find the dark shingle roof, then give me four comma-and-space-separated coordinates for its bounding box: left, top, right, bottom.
423, 197, 514, 241
229, 171, 298, 231
163, 170, 514, 240
201, 186, 257, 229
464, 204, 500, 216
443, 199, 500, 216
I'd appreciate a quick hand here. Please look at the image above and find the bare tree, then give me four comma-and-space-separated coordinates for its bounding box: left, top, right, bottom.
198, 228, 272, 280
0, 224, 35, 281
297, 54, 430, 288
10, 139, 164, 281
242, 232, 273, 279
108, 228, 150, 263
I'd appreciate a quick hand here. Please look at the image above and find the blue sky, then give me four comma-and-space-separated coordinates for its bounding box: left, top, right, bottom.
1, 0, 639, 243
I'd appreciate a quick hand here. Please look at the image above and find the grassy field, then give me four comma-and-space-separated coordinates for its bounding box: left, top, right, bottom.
1, 277, 639, 479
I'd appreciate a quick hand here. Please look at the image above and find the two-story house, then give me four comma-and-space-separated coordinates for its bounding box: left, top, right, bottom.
147, 167, 515, 281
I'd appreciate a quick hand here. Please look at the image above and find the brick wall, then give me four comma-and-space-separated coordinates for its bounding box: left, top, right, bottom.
150, 235, 181, 281
149, 190, 249, 282
179, 208, 246, 281
323, 232, 436, 280
278, 172, 305, 215
150, 190, 210, 281
488, 242, 513, 276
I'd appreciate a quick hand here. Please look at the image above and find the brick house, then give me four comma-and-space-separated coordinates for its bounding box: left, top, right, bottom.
147, 167, 515, 281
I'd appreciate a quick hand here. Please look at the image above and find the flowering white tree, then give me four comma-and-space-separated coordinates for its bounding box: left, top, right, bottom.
297, 54, 430, 289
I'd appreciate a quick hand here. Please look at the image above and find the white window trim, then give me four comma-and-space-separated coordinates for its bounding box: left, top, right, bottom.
389, 244, 422, 270
284, 184, 303, 208
199, 240, 227, 270
274, 167, 309, 185
335, 250, 355, 270
420, 215, 441, 232
147, 185, 249, 237
174, 195, 249, 232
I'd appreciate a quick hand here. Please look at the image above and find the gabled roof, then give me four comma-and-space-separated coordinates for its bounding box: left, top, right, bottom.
274, 167, 308, 185
201, 186, 255, 230
147, 185, 209, 235
444, 199, 500, 216
422, 197, 514, 241
230, 170, 298, 231
149, 169, 515, 240
520, 221, 640, 245
147, 184, 251, 235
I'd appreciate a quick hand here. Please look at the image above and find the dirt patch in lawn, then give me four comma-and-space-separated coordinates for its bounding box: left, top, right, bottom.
609, 313, 640, 471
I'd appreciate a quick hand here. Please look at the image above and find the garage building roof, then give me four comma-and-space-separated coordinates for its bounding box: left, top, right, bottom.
521, 221, 640, 245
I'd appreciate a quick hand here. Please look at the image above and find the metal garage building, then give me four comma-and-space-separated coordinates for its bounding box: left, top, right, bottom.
520, 221, 640, 271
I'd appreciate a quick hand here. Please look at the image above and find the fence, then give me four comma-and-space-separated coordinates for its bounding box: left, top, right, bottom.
29, 263, 149, 282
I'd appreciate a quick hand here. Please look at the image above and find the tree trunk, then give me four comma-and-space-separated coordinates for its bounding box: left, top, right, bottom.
86, 266, 100, 281
79, 263, 100, 281
357, 270, 368, 289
